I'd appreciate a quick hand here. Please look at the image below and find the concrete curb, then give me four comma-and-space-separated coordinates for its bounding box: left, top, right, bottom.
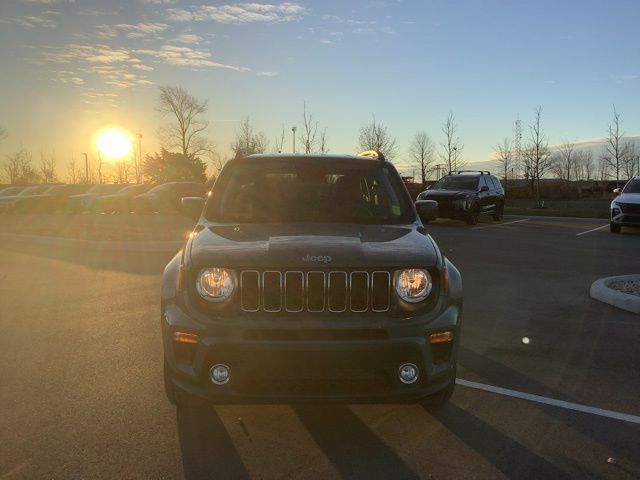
590, 274, 640, 315
0, 233, 183, 253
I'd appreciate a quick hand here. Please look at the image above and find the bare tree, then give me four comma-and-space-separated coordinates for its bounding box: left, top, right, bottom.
0, 126, 7, 145
623, 142, 638, 179
408, 132, 435, 186
231, 117, 268, 158
602, 106, 630, 186
273, 125, 286, 153
551, 141, 576, 181
572, 150, 593, 181
158, 85, 215, 159
66, 156, 82, 184
439, 113, 465, 173
319, 127, 329, 153
494, 137, 514, 185
523, 106, 553, 206
358, 116, 398, 160
39, 153, 58, 184
299, 102, 318, 154
2, 149, 40, 184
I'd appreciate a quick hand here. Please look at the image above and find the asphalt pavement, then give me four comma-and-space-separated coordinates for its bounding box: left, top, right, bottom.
0, 216, 638, 479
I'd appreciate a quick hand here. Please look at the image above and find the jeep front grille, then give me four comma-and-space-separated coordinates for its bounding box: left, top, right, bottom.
240, 270, 391, 313
618, 202, 640, 215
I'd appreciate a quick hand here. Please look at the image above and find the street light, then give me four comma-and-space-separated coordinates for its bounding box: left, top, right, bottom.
81, 152, 88, 182
291, 126, 297, 153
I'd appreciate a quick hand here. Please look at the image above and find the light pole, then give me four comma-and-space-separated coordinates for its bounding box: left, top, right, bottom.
81, 152, 88, 183
137, 133, 142, 184
291, 126, 297, 153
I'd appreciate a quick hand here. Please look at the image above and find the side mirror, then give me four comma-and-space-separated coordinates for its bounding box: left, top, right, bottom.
181, 196, 205, 219
415, 199, 438, 222
480, 185, 489, 192
613, 188, 621, 195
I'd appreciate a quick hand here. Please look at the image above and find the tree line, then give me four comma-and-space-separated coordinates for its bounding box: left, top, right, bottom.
0, 87, 637, 191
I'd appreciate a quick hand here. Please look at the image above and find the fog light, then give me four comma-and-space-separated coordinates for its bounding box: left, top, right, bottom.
209, 364, 230, 385
173, 331, 198, 344
398, 363, 419, 384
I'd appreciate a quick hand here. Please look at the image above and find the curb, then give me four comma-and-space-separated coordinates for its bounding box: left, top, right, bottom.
590, 274, 640, 315
0, 233, 184, 253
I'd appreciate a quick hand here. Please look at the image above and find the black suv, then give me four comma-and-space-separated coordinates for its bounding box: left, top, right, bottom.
417, 171, 505, 225
161, 152, 462, 407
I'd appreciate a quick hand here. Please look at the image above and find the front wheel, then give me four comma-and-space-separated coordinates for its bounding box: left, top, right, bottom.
466, 205, 480, 225
610, 222, 621, 233
492, 203, 504, 221
420, 366, 456, 410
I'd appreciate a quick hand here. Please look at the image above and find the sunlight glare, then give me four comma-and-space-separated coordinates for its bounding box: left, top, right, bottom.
96, 127, 133, 159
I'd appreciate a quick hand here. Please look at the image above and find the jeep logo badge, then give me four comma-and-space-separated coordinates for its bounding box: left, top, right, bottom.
301, 254, 332, 264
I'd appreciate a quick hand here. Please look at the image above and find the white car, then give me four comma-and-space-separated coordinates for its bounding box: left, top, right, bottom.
610, 176, 640, 233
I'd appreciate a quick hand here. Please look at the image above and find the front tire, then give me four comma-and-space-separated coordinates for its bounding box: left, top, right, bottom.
610, 222, 621, 233
492, 202, 504, 221
466, 205, 480, 225
420, 366, 456, 410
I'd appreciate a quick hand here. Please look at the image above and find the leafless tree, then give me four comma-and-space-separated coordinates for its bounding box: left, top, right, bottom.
231, 117, 268, 158
572, 150, 593, 181
299, 102, 318, 154
319, 127, 329, 153
623, 142, 638, 179
597, 156, 610, 181
39, 153, 58, 184
66, 156, 82, 184
358, 116, 398, 160
439, 113, 465, 173
0, 126, 7, 145
551, 141, 576, 181
523, 106, 553, 206
602, 106, 630, 186
158, 85, 215, 159
2, 149, 39, 184
273, 125, 286, 153
408, 132, 435, 186
494, 137, 514, 184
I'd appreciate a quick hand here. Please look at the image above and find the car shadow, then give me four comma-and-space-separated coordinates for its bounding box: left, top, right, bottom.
458, 346, 640, 463
0, 240, 175, 275
425, 403, 575, 479
293, 404, 420, 479
176, 404, 250, 480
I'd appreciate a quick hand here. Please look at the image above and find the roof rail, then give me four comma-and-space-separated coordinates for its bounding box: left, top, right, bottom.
449, 170, 491, 175
358, 150, 386, 162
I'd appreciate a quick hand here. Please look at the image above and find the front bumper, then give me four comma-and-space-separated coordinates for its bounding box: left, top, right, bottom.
611, 209, 640, 227
162, 300, 461, 403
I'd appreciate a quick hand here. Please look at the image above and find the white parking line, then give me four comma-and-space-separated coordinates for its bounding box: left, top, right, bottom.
471, 219, 529, 230
456, 378, 640, 425
576, 224, 609, 236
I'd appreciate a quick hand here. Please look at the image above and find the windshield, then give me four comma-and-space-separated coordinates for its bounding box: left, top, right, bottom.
432, 176, 478, 191
622, 179, 640, 194
119, 184, 149, 195
19, 186, 47, 196
205, 159, 414, 224
87, 184, 126, 194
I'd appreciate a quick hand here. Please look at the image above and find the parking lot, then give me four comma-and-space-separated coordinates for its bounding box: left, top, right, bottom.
0, 215, 638, 479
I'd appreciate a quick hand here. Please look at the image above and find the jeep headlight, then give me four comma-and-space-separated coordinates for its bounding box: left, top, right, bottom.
395, 268, 432, 303
197, 268, 235, 302
453, 198, 470, 210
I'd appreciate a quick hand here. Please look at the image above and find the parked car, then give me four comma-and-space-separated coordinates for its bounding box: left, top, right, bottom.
610, 176, 640, 233
93, 184, 151, 214
0, 186, 27, 197
13, 184, 92, 213
161, 152, 462, 408
417, 171, 505, 225
133, 182, 207, 214
0, 185, 49, 213
66, 184, 129, 213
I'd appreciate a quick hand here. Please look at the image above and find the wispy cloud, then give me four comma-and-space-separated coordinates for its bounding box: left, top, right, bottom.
170, 33, 204, 45
97, 22, 170, 40
20, 0, 75, 3
139, 0, 176, 4
1, 15, 57, 28
165, 2, 306, 24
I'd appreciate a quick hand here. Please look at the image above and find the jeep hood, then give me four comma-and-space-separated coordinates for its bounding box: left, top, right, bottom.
188, 223, 438, 269
422, 190, 471, 199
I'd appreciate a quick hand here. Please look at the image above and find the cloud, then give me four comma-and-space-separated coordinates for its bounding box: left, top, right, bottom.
170, 34, 203, 44
20, 0, 75, 3
97, 22, 170, 40
165, 2, 307, 23
136, 44, 250, 71
1, 15, 57, 28
139, 0, 176, 4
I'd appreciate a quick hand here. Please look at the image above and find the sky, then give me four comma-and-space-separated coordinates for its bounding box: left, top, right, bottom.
0, 0, 639, 178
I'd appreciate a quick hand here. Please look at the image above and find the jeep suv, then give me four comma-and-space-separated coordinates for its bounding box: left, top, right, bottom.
610, 176, 640, 233
161, 152, 462, 407
417, 171, 505, 225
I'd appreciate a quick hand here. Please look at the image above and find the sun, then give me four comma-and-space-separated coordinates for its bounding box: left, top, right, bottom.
96, 127, 133, 159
